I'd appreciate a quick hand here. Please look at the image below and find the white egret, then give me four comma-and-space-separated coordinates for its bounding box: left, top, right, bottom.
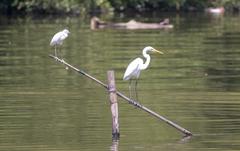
50, 29, 70, 59
123, 46, 163, 101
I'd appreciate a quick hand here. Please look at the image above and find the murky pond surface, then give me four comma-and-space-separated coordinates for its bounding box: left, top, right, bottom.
0, 12, 240, 150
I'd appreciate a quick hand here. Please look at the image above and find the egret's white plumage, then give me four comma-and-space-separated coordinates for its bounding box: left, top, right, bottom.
123, 46, 163, 80
123, 46, 163, 101
123, 58, 143, 80
50, 29, 70, 58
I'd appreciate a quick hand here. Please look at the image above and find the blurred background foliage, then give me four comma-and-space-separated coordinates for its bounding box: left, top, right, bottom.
0, 0, 240, 15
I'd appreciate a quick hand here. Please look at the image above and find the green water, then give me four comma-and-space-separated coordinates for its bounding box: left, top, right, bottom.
0, 13, 240, 150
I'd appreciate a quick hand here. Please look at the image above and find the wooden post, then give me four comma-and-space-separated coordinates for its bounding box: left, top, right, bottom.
107, 70, 120, 140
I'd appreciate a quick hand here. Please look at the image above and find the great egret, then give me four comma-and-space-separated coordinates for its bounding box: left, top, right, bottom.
123, 46, 163, 102
50, 29, 70, 59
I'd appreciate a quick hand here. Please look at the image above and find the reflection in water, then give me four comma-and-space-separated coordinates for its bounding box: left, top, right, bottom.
110, 140, 119, 151
179, 135, 192, 144
0, 13, 240, 151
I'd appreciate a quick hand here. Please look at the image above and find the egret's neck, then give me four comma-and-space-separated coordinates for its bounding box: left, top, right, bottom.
140, 51, 151, 70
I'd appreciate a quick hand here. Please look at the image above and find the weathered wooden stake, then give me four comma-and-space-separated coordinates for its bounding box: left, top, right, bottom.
107, 70, 120, 140
49, 55, 193, 137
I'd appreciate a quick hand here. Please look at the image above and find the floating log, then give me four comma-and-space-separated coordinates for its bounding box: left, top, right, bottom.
91, 17, 174, 30
49, 55, 192, 137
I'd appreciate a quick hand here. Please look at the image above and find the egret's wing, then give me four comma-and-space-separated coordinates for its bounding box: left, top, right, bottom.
123, 58, 143, 80
50, 31, 68, 46
50, 32, 61, 46
59, 32, 68, 41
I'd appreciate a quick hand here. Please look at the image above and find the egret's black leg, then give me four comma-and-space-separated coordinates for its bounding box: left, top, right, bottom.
134, 79, 139, 103
59, 47, 63, 60
54, 45, 57, 57
128, 79, 133, 99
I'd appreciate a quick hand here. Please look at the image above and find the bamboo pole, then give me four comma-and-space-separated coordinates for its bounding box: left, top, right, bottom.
107, 71, 120, 140
49, 55, 193, 137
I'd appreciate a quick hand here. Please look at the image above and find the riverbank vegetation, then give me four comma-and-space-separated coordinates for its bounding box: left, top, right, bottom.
0, 0, 240, 15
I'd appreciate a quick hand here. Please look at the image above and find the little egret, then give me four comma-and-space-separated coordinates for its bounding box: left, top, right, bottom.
50, 29, 70, 59
123, 46, 163, 102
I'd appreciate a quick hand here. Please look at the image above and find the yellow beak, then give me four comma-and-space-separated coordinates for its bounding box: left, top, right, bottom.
154, 49, 164, 54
